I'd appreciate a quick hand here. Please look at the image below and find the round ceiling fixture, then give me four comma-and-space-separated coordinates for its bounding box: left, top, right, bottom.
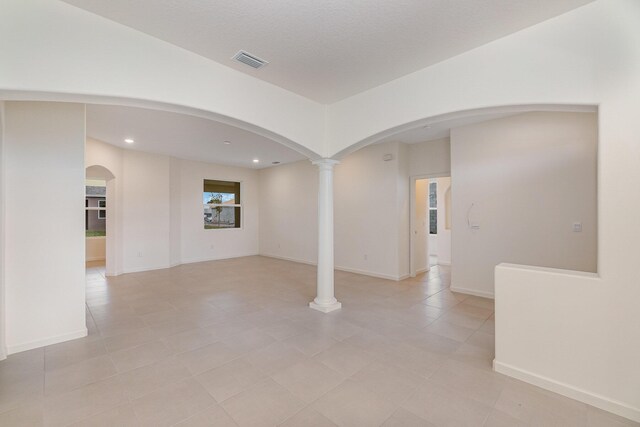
223, 140, 231, 145
252, 159, 259, 163
124, 138, 134, 144
272, 161, 281, 165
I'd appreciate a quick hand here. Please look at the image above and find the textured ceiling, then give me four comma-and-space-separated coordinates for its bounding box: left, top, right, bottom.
86, 105, 306, 168
62, 0, 595, 103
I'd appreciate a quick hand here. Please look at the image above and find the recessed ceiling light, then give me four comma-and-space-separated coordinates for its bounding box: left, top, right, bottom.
423, 125, 431, 129
253, 159, 259, 163
272, 161, 281, 165
223, 140, 231, 145
124, 138, 134, 144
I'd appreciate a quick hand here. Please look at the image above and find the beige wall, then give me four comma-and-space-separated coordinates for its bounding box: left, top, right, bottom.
85, 237, 105, 261
450, 111, 597, 297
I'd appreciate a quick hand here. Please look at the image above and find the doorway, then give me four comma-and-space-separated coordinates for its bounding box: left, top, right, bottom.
410, 175, 451, 277
85, 165, 116, 275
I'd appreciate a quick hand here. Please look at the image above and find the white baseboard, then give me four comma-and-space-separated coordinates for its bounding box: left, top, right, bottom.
259, 253, 316, 266
494, 360, 640, 423
121, 264, 173, 274
450, 285, 494, 299
7, 328, 88, 355
260, 253, 408, 281
179, 252, 260, 266
85, 256, 105, 262
416, 267, 429, 274
118, 253, 260, 275
336, 265, 408, 281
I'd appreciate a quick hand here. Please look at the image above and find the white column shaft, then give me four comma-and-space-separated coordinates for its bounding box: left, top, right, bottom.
310, 159, 341, 313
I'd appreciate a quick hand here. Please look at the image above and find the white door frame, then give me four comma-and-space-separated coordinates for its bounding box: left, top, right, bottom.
409, 173, 449, 277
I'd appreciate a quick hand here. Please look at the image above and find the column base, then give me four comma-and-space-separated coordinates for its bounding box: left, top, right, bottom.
309, 300, 342, 313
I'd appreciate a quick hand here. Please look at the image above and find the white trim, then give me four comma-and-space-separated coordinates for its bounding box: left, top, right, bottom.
178, 252, 260, 266
120, 264, 173, 274
493, 360, 640, 423
415, 267, 429, 274
336, 265, 409, 281
85, 256, 105, 262
259, 253, 316, 266
7, 328, 88, 355
110, 253, 261, 276
260, 253, 409, 281
450, 285, 494, 299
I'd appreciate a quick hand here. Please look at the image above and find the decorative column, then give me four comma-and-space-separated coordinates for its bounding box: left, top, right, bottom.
310, 159, 342, 313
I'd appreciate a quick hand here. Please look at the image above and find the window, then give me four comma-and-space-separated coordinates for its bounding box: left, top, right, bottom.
98, 200, 106, 219
429, 181, 437, 234
84, 193, 106, 237
204, 180, 241, 229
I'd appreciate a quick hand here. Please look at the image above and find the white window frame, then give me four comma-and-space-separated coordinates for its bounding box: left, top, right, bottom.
97, 200, 106, 219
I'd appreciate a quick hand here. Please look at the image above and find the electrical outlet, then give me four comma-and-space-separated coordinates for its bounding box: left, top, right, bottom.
137, 251, 143, 257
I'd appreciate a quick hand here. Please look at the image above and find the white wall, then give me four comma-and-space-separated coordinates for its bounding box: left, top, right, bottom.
4, 101, 86, 354
85, 139, 123, 276
121, 150, 171, 272
409, 138, 451, 177
495, 2, 640, 418
258, 160, 318, 264
436, 177, 451, 266
0, 102, 6, 360
450, 111, 597, 297
1, 0, 639, 419
175, 158, 259, 264
334, 141, 409, 279
0, 0, 325, 157
86, 139, 259, 273
259, 141, 411, 280
169, 158, 182, 266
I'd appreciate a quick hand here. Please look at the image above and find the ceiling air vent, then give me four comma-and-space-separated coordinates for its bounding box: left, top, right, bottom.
232, 50, 268, 69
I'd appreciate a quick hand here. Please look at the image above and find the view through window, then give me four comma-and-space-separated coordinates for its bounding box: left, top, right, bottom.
85, 180, 106, 237
429, 181, 437, 234
204, 180, 241, 229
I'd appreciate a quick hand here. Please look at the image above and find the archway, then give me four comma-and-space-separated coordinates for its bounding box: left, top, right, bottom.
85, 165, 117, 276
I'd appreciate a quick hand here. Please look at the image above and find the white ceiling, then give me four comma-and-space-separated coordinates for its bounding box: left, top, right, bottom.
62, 0, 594, 103
85, 105, 306, 169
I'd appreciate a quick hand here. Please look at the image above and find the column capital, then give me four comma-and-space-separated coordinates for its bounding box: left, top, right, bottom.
311, 158, 340, 170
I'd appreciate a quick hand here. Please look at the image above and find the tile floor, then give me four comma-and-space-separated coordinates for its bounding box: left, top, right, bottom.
0, 256, 636, 426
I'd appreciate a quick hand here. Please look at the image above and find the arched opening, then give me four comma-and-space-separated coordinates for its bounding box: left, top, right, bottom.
85, 165, 116, 276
